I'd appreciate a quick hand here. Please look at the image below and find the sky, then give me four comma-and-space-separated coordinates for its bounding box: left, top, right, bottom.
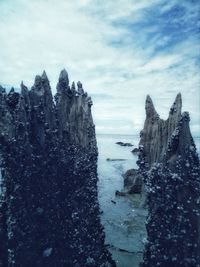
0, 0, 199, 136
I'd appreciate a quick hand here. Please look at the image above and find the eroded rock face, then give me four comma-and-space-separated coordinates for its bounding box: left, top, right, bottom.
123, 94, 183, 196
139, 94, 200, 267
0, 70, 115, 267
139, 93, 182, 168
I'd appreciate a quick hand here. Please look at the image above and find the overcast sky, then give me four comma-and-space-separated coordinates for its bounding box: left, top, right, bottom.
0, 0, 199, 135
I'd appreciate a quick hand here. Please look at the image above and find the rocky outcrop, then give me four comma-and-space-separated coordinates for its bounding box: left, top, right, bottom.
138, 94, 200, 267
55, 69, 95, 148
139, 93, 182, 168
0, 70, 115, 267
123, 169, 143, 194
125, 93, 186, 195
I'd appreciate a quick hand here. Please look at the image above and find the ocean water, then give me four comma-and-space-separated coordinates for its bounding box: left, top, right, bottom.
97, 134, 200, 267
97, 134, 147, 267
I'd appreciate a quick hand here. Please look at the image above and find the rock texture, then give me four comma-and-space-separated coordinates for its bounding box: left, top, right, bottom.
123, 169, 143, 194
138, 94, 200, 267
0, 70, 115, 267
139, 93, 182, 168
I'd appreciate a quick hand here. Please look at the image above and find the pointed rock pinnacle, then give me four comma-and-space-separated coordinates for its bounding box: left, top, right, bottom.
169, 92, 182, 116
41, 70, 49, 81
145, 95, 158, 118
59, 69, 69, 84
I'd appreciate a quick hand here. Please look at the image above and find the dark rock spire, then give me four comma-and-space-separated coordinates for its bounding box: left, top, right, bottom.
145, 95, 158, 118
169, 92, 182, 117
57, 68, 69, 93
55, 72, 95, 148
56, 69, 72, 103
41, 70, 48, 81
0, 71, 115, 267
58, 68, 69, 83
6, 87, 19, 109
71, 81, 76, 94
21, 81, 30, 105
77, 81, 84, 95
139, 94, 200, 267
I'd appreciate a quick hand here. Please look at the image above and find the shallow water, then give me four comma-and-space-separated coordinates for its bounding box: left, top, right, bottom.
97, 134, 147, 267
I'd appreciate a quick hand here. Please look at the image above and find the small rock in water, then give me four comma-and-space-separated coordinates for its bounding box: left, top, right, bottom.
116, 142, 133, 147
106, 158, 126, 161
131, 148, 139, 154
123, 169, 143, 194
115, 190, 126, 196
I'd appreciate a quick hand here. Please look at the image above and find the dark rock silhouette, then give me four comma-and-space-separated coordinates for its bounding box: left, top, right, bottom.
0, 70, 115, 267
131, 147, 139, 154
115, 190, 126, 197
115, 142, 133, 147
138, 94, 200, 267
123, 169, 143, 194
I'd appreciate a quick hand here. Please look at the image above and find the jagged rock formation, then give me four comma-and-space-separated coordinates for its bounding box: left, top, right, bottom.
138, 94, 200, 267
0, 70, 115, 267
123, 94, 190, 195
139, 93, 182, 168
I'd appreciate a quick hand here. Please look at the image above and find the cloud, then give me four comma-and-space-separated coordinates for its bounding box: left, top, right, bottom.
0, 0, 199, 136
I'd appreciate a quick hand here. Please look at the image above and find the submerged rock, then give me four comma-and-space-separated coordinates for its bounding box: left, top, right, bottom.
116, 142, 133, 147
138, 94, 200, 267
131, 148, 139, 154
0, 71, 115, 267
115, 190, 126, 197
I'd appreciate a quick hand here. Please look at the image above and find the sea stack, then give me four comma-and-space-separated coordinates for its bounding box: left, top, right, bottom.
0, 70, 115, 267
139, 94, 200, 267
139, 93, 182, 167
